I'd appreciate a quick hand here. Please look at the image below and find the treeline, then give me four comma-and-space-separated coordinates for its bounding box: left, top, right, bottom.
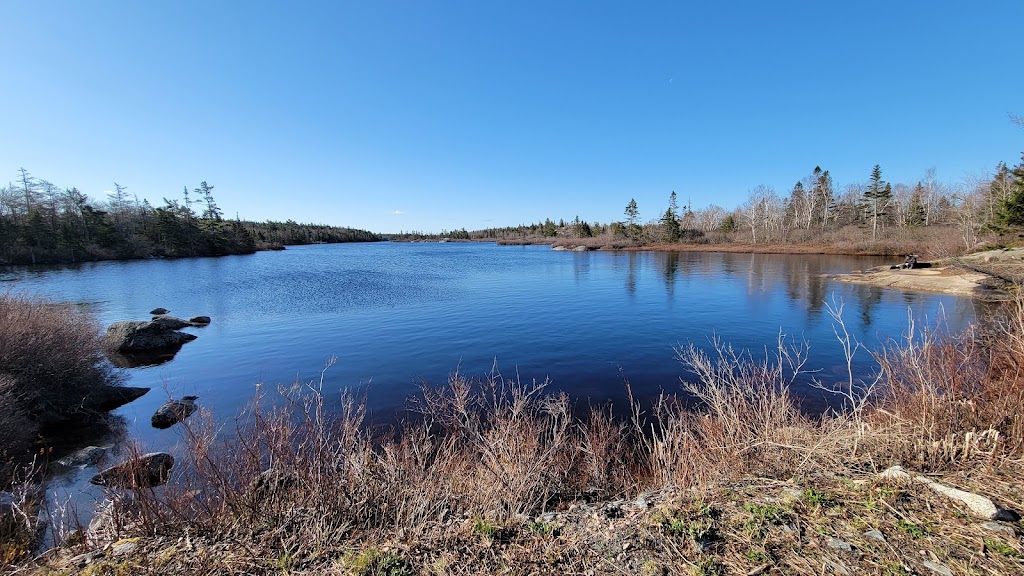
242, 220, 382, 246
0, 169, 381, 265
456, 155, 1024, 252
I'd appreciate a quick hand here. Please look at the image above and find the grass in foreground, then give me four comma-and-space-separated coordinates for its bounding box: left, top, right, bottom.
13, 297, 1024, 575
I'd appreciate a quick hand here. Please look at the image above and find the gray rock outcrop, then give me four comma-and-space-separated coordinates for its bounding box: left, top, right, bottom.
104, 320, 197, 352
152, 396, 199, 429
189, 315, 211, 325
90, 452, 174, 489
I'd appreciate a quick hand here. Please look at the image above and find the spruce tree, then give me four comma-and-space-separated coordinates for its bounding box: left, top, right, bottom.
624, 198, 641, 240
996, 153, 1024, 226
862, 164, 891, 239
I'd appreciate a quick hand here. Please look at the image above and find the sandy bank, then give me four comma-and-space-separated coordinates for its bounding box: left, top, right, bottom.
828, 247, 1024, 300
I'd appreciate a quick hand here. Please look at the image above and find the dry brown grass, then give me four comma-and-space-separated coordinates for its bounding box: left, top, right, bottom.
0, 293, 121, 431
22, 297, 1024, 575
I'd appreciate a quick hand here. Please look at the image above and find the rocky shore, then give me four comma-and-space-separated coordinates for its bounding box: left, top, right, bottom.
828, 247, 1024, 300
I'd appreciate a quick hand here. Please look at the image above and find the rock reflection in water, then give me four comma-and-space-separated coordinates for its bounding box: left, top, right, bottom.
105, 345, 186, 368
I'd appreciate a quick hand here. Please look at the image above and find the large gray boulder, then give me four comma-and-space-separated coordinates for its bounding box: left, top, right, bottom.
152, 396, 199, 429
90, 452, 174, 489
103, 320, 197, 352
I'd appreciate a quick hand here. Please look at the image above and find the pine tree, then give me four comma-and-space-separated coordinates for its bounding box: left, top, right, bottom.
996, 153, 1024, 227
907, 183, 926, 226
862, 164, 891, 240
661, 192, 681, 242
196, 181, 223, 221
624, 198, 640, 240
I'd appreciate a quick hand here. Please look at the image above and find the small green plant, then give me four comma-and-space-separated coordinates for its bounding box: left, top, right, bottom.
275, 550, 296, 573
344, 548, 412, 576
743, 548, 768, 563
744, 502, 788, 524
692, 557, 724, 576
895, 519, 928, 539
666, 517, 689, 537
528, 520, 552, 535
985, 538, 1019, 557
640, 560, 662, 575
802, 487, 835, 508
473, 518, 499, 539
743, 502, 790, 539
687, 519, 718, 542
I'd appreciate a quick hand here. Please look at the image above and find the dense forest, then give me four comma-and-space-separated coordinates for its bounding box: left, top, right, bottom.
0, 170, 382, 265
394, 154, 1024, 255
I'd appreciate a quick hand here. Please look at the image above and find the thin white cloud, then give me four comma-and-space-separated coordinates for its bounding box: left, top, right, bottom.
391, 210, 405, 215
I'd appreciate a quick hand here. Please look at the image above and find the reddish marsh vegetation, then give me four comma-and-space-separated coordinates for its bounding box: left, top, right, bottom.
32, 296, 1022, 575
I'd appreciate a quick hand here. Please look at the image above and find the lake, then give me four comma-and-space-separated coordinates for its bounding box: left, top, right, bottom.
3, 242, 980, 524
4, 242, 980, 429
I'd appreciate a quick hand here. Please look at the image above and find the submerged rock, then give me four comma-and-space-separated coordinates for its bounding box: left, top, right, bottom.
152, 396, 199, 429
58, 446, 110, 468
90, 452, 174, 489
104, 320, 197, 352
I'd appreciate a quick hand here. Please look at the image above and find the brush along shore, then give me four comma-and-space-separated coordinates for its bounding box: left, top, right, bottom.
14, 292, 1024, 576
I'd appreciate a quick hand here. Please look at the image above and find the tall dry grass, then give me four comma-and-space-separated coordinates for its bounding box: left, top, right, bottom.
0, 293, 122, 474
79, 296, 1024, 567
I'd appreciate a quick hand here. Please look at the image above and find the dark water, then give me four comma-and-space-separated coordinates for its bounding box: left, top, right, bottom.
3, 243, 978, 529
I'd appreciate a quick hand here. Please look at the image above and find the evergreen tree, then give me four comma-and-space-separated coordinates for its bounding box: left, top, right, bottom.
196, 181, 222, 221
907, 183, 927, 226
661, 191, 681, 242
542, 218, 557, 237
996, 153, 1024, 227
572, 215, 592, 238
624, 198, 640, 240
862, 164, 891, 240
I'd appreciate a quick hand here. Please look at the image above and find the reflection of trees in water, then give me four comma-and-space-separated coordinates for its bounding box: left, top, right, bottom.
625, 252, 638, 296
854, 284, 884, 326
572, 251, 592, 283
658, 252, 679, 296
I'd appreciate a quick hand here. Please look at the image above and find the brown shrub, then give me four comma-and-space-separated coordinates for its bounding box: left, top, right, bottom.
0, 293, 122, 483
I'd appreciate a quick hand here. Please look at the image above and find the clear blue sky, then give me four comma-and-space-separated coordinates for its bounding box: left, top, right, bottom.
2, 1, 1021, 233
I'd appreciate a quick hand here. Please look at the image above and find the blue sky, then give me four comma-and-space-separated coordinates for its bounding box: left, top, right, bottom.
2, 1, 1021, 233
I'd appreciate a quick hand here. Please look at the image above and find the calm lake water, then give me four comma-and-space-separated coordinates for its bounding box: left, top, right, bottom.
3, 242, 979, 527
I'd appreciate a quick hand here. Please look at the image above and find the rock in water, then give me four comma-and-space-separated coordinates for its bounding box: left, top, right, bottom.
104, 320, 197, 352
58, 446, 110, 468
150, 316, 190, 330
149, 308, 169, 315
90, 453, 174, 488
188, 315, 211, 325
152, 396, 199, 429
